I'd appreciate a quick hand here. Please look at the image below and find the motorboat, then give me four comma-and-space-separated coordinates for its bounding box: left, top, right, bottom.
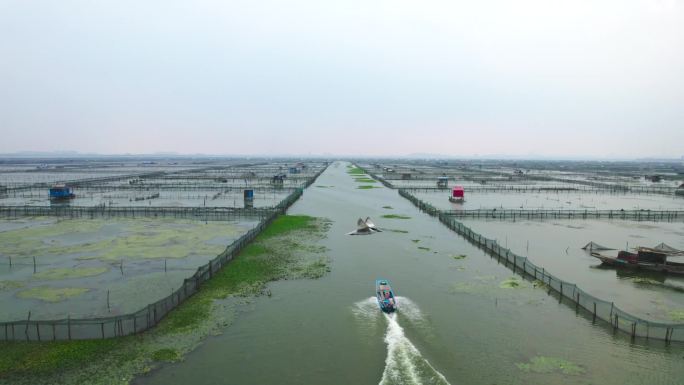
376, 279, 397, 313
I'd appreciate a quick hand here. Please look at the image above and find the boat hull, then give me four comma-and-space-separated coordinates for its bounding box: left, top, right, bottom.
591, 253, 684, 275
376, 279, 397, 313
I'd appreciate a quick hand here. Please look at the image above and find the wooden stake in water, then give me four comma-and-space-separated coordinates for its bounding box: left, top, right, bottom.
33, 256, 36, 274
164, 258, 167, 273
8, 256, 11, 268
107, 290, 110, 312
120, 259, 123, 275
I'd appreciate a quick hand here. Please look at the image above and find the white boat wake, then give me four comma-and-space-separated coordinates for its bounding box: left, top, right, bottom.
352, 297, 451, 385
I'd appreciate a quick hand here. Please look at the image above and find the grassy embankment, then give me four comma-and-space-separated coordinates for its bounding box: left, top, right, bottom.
0, 215, 329, 385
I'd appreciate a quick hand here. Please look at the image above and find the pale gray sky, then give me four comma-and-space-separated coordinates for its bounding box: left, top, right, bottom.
1, 0, 683, 158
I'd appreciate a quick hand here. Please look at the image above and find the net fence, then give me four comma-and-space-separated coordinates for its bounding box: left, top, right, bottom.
398, 188, 684, 343
0, 166, 326, 341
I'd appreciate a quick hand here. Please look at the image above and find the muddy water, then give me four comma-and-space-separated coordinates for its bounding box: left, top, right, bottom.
134, 162, 684, 385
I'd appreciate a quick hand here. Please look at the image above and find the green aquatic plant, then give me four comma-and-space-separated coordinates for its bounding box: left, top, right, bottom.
668, 310, 684, 322
381, 214, 411, 220
382, 206, 393, 209
452, 254, 467, 260
386, 229, 409, 233
357, 185, 380, 189
0, 281, 25, 291
516, 356, 585, 375
499, 277, 525, 289
631, 277, 661, 285
0, 215, 331, 384
17, 287, 90, 302
0, 218, 242, 262
347, 167, 365, 175
411, 239, 421, 243
33, 267, 109, 280
151, 348, 181, 362
418, 246, 431, 251
354, 178, 377, 183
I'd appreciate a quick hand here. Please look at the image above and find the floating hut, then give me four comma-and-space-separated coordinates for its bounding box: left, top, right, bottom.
676, 183, 684, 197
49, 184, 75, 200
271, 173, 286, 185
244, 189, 254, 208
448, 186, 465, 203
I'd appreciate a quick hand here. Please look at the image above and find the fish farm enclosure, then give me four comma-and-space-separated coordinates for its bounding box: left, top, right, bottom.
355, 159, 684, 341
0, 158, 327, 339
2, 157, 684, 385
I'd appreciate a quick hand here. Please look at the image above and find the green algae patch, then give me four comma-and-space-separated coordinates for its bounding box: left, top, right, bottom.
157, 215, 330, 333
381, 214, 411, 220
382, 206, 393, 209
0, 218, 243, 263
418, 246, 431, 252
33, 267, 109, 280
668, 310, 684, 322
411, 239, 421, 243
386, 229, 409, 233
347, 167, 365, 175
499, 277, 525, 289
516, 356, 585, 375
452, 254, 467, 260
354, 178, 377, 183
632, 277, 661, 285
17, 287, 89, 302
357, 185, 380, 189
0, 281, 25, 291
151, 348, 181, 362
0, 215, 331, 385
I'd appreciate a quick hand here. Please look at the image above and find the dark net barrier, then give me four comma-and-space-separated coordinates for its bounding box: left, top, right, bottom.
0, 165, 326, 341
441, 209, 684, 222
398, 189, 684, 343
0, 211, 277, 341
399, 186, 682, 196
0, 205, 275, 221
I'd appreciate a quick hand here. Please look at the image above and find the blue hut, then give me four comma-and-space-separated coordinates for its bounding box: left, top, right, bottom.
49, 184, 75, 200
